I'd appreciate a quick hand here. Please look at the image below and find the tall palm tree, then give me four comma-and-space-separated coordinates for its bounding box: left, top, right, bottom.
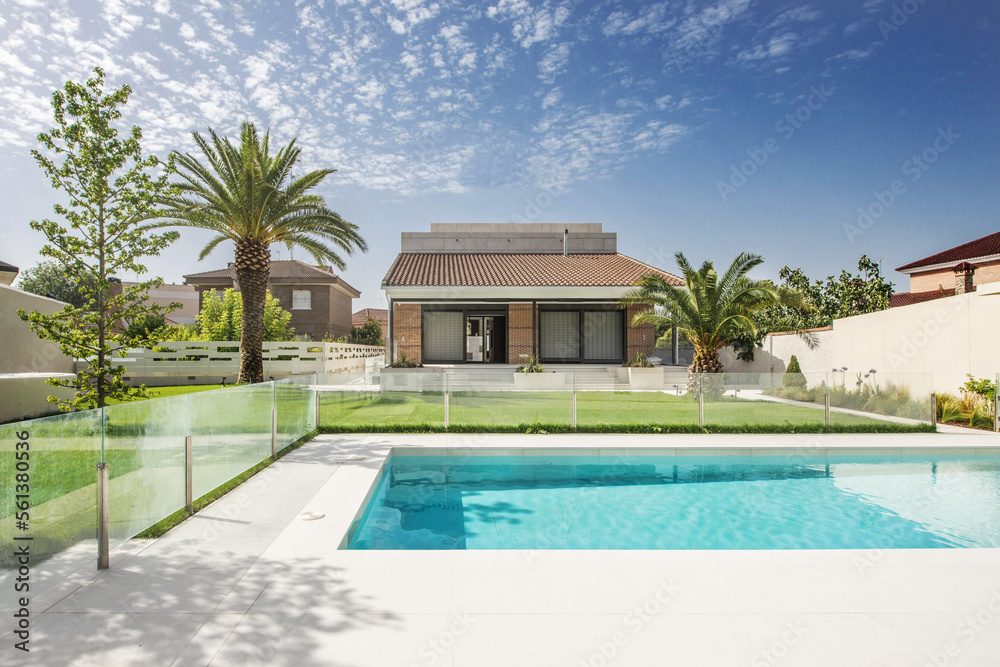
619, 252, 808, 377
149, 121, 366, 383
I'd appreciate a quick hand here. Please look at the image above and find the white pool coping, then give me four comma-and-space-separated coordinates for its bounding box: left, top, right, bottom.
5, 431, 1000, 666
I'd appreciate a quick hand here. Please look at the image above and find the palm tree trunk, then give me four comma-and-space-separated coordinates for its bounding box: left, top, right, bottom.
687, 346, 724, 394
234, 240, 270, 384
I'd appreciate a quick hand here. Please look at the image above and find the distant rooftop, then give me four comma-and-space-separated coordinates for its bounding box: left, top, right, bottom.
897, 230, 1000, 273
185, 260, 360, 297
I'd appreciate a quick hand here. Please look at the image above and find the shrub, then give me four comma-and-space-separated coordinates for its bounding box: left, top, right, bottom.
516, 355, 545, 373
782, 355, 807, 388
388, 353, 421, 369
623, 352, 654, 368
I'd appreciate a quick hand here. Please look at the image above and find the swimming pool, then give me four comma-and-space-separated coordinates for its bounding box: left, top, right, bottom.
346, 453, 1000, 550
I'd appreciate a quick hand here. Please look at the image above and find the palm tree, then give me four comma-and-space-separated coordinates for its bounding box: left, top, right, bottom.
619, 252, 808, 378
149, 121, 366, 383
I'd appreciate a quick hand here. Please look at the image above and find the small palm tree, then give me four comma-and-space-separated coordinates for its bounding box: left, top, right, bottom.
149, 121, 366, 383
620, 252, 808, 378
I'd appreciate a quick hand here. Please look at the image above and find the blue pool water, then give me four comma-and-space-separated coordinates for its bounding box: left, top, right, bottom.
346, 454, 1000, 550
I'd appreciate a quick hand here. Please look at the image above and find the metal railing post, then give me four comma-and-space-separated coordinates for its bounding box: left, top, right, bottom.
994, 373, 999, 433
271, 406, 277, 460
185, 435, 194, 514
824, 390, 831, 427
572, 391, 577, 429
444, 375, 450, 428
314, 389, 321, 430
97, 462, 109, 570
931, 393, 937, 427
698, 377, 705, 428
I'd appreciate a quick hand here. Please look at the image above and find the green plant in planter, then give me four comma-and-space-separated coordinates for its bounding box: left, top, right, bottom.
623, 352, 654, 368
516, 355, 546, 373
388, 353, 421, 368
782, 355, 807, 388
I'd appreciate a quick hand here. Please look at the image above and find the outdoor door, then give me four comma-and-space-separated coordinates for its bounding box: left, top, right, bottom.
466, 315, 506, 362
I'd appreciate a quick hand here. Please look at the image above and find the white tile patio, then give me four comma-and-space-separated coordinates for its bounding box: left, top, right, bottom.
5, 432, 1000, 666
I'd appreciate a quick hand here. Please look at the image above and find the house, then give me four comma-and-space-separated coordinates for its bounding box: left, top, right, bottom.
381, 223, 681, 364
352, 308, 388, 341
890, 230, 1000, 307
0, 260, 18, 285
123, 281, 199, 326
184, 260, 361, 340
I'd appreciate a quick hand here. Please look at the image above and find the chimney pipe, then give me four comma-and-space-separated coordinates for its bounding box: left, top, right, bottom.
563, 228, 568, 256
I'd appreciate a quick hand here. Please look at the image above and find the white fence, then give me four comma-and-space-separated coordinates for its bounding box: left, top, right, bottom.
76, 341, 385, 381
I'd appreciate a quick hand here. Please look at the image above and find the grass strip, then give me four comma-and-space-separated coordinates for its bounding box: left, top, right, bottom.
318, 423, 936, 435
134, 429, 318, 539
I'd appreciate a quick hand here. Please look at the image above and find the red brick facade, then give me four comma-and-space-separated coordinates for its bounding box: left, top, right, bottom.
625, 304, 656, 359
909, 258, 1000, 293
393, 303, 422, 364
507, 303, 534, 363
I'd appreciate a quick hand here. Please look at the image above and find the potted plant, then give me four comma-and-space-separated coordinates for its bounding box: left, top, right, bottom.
623, 353, 664, 389
513, 355, 567, 389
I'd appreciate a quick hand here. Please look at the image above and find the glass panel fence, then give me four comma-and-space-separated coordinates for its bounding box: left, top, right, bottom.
103, 394, 188, 546
276, 376, 316, 447
187, 382, 273, 500
449, 372, 574, 427
826, 372, 934, 426
320, 371, 446, 429
0, 410, 102, 567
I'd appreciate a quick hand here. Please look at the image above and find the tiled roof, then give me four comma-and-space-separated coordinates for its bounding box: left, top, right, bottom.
185, 260, 338, 281
889, 288, 956, 308
382, 253, 682, 288
353, 308, 388, 324
897, 231, 1000, 272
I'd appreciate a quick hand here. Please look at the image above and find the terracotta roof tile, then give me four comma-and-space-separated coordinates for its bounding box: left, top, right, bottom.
382, 253, 682, 288
353, 308, 388, 324
897, 231, 1000, 271
889, 288, 956, 308
184, 260, 339, 280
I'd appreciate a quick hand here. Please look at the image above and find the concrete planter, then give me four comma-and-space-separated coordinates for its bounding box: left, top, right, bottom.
513, 372, 568, 390
627, 366, 664, 390
379, 367, 444, 392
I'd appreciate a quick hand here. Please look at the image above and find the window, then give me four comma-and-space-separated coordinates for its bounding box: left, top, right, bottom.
540, 311, 580, 360
292, 290, 312, 310
583, 311, 623, 360
422, 311, 464, 362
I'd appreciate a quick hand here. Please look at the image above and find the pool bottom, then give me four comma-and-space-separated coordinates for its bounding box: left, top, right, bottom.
346, 454, 1000, 550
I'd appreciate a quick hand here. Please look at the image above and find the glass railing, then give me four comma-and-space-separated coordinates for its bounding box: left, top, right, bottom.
311, 369, 936, 429
1, 376, 318, 568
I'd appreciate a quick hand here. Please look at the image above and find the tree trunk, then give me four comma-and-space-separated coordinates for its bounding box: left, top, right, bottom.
234, 240, 270, 384
687, 346, 724, 394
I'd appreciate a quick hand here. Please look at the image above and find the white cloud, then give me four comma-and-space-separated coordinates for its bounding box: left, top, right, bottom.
537, 42, 569, 83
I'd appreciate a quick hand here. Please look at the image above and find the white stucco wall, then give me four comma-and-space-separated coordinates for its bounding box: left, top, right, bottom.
832, 287, 1000, 393
721, 289, 1000, 393
720, 328, 834, 376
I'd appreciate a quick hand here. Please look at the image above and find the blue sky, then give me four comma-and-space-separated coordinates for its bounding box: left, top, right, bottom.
0, 0, 997, 309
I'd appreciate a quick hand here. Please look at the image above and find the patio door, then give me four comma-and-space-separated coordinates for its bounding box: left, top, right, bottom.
466, 315, 506, 362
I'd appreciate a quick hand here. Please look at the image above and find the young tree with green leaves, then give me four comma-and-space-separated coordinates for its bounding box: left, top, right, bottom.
17, 67, 178, 410
348, 316, 384, 346
196, 288, 294, 342
148, 121, 366, 383
731, 255, 894, 362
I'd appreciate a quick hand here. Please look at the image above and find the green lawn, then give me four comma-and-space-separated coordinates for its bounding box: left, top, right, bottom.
105, 384, 223, 404
318, 390, 886, 428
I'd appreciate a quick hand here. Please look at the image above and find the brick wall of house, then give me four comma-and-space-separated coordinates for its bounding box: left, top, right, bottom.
393, 303, 422, 364
625, 304, 656, 359
909, 259, 1000, 293
270, 285, 331, 341
327, 289, 354, 340
507, 303, 534, 363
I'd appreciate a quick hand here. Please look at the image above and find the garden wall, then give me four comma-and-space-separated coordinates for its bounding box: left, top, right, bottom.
832, 286, 1000, 393
720, 327, 833, 376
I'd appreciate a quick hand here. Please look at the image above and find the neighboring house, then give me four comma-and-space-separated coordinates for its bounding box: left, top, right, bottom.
122, 281, 199, 326
352, 308, 388, 342
0, 260, 17, 286
891, 230, 1000, 307
184, 260, 361, 341
381, 223, 681, 365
